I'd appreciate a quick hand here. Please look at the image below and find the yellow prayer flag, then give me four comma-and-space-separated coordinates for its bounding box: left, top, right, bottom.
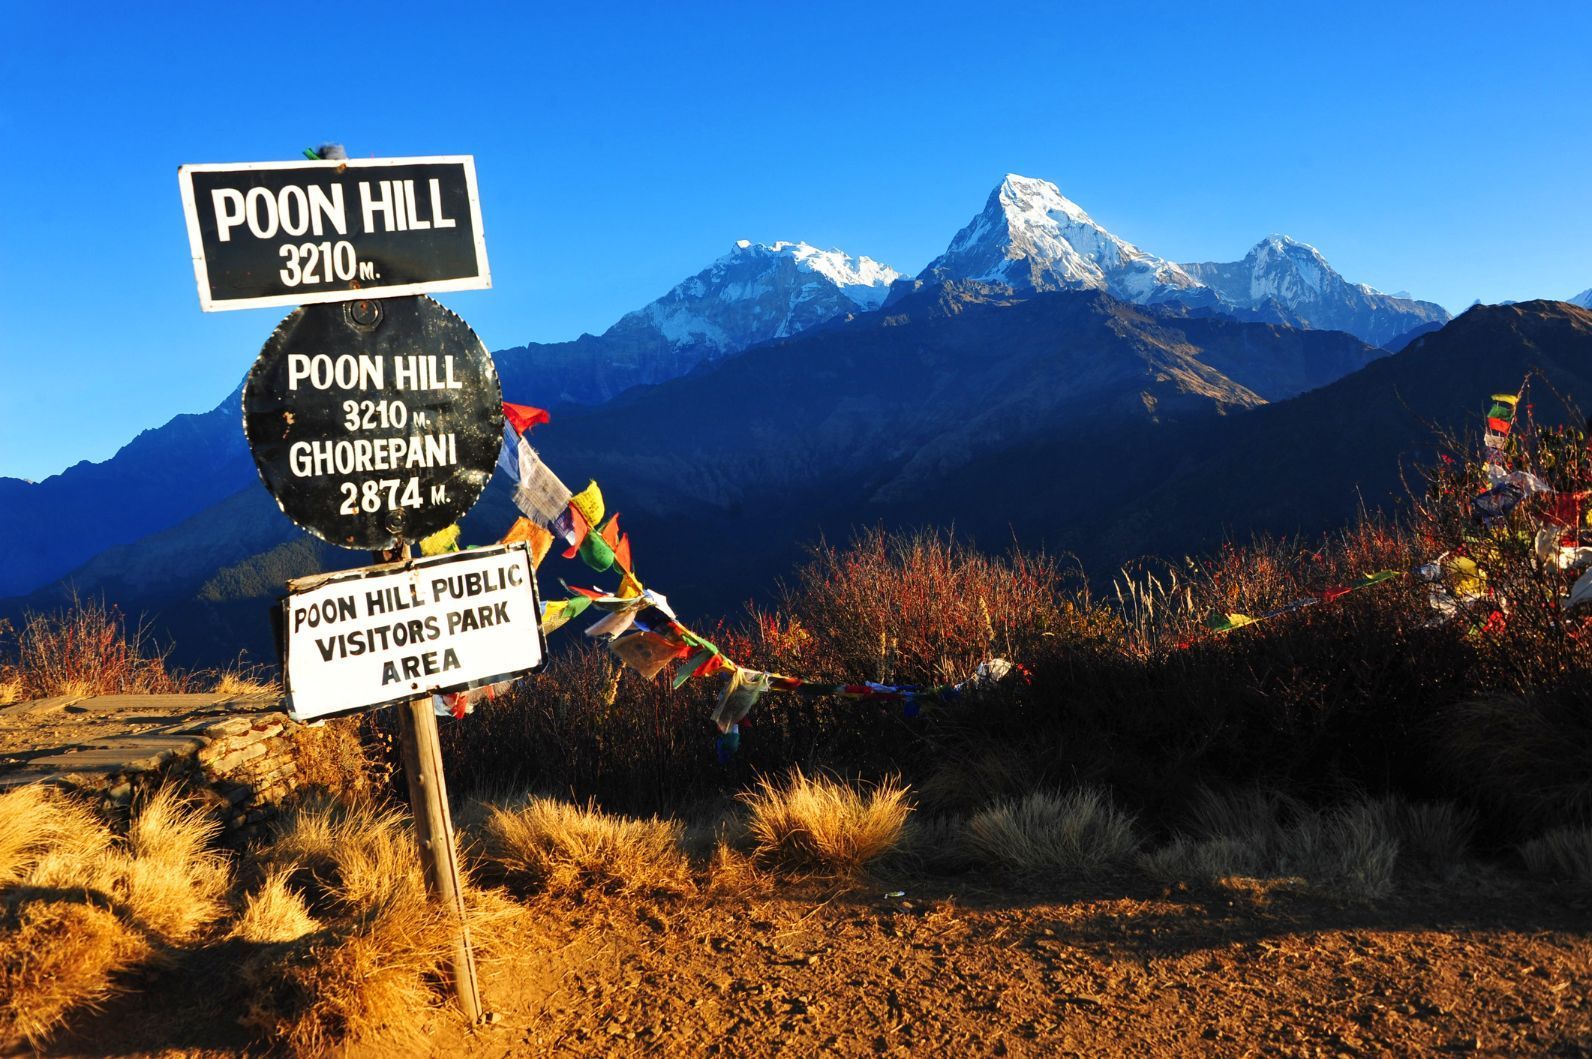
420, 524, 461, 556
569, 481, 605, 531
541, 600, 573, 634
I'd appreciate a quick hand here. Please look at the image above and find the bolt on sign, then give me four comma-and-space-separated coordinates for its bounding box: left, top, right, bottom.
242, 295, 504, 551
177, 156, 489, 312
282, 543, 545, 722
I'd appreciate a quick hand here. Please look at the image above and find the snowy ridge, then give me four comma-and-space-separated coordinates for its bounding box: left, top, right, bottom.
1571, 288, 1592, 309
736, 240, 901, 305
1183, 234, 1450, 347
601, 239, 900, 359
921, 174, 1204, 303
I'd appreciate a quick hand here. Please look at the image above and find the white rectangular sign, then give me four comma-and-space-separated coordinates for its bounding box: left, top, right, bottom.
282, 543, 543, 721
177, 155, 491, 312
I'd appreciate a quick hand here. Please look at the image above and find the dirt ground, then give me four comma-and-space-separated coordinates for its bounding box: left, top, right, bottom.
32, 870, 1592, 1058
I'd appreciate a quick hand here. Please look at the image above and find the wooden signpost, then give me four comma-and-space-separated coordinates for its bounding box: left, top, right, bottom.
179, 151, 525, 1023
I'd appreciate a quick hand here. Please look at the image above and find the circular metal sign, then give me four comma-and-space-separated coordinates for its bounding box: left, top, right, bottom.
243, 295, 503, 551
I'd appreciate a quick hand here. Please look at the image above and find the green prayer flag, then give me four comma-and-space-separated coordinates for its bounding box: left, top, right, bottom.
579, 530, 616, 572
673, 649, 714, 689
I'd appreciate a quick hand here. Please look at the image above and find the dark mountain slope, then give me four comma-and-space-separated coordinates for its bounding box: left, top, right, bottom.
16, 286, 1357, 663
0, 386, 255, 598
912, 300, 1592, 571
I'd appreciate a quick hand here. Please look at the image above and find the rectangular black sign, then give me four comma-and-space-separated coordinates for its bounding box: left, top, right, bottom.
178, 156, 490, 312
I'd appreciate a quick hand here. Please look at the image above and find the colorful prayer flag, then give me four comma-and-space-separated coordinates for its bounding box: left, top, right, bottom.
502, 401, 550, 436
569, 481, 605, 532
500, 517, 554, 567
420, 523, 461, 555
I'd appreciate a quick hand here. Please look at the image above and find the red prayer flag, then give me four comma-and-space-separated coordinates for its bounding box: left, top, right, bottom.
1321, 587, 1351, 603
1487, 417, 1512, 435
613, 534, 633, 572
561, 503, 590, 559
502, 402, 550, 436
600, 513, 623, 548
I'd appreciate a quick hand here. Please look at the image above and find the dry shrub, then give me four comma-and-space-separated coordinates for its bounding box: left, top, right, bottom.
964, 788, 1139, 875
1, 598, 188, 700
285, 717, 387, 806
0, 784, 229, 1046
1437, 693, 1592, 830
758, 527, 1084, 687
476, 796, 691, 897
743, 769, 912, 875
239, 799, 456, 1054
1519, 826, 1592, 889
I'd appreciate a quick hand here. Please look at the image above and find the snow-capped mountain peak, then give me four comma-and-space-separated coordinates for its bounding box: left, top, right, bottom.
602, 239, 901, 359
921, 173, 1204, 303
1183, 235, 1450, 347
1570, 288, 1592, 309
731, 240, 901, 306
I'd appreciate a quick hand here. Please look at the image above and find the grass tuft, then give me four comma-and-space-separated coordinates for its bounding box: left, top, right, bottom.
476, 795, 692, 897
964, 788, 1139, 875
231, 869, 322, 944
0, 783, 229, 1046
1519, 826, 1592, 890
742, 769, 912, 876
238, 798, 458, 1054
0, 899, 147, 1047
1142, 790, 1469, 899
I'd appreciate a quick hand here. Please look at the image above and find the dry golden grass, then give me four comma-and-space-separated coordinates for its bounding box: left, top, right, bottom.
0, 784, 230, 1046
120, 787, 229, 941
239, 799, 458, 1054
231, 869, 322, 944
255, 798, 428, 918
212, 669, 277, 696
0, 784, 113, 885
241, 910, 442, 1057
1519, 826, 1592, 889
964, 788, 1139, 875
476, 795, 692, 897
0, 899, 147, 1047
741, 769, 912, 876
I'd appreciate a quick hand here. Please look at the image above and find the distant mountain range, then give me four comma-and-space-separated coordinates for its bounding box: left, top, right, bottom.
492, 240, 899, 408
9, 173, 1588, 670
0, 173, 1456, 602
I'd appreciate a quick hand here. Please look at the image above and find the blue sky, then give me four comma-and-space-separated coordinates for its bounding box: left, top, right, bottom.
1, 0, 1587, 481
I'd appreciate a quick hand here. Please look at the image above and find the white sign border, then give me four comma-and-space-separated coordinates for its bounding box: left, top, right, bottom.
178, 155, 492, 313
280, 541, 545, 722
